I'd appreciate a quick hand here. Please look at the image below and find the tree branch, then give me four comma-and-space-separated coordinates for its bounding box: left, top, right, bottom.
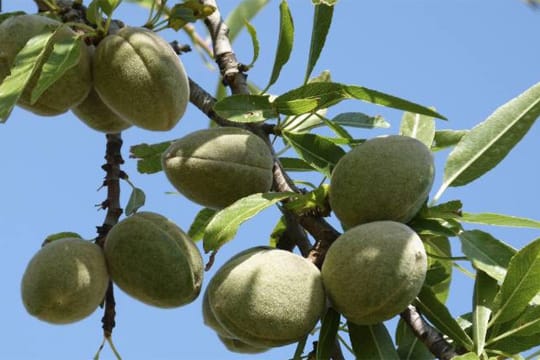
400, 305, 458, 360
95, 133, 124, 339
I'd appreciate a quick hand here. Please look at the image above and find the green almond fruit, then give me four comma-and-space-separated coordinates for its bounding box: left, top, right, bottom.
329, 135, 435, 228
0, 14, 92, 116
206, 247, 325, 348
104, 212, 203, 308
321, 221, 427, 325
21, 238, 109, 324
93, 27, 189, 131
162, 127, 274, 209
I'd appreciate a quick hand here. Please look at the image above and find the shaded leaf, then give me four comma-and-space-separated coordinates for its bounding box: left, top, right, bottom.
304, 3, 333, 82
459, 230, 516, 282
461, 212, 540, 229
188, 208, 217, 242
409, 218, 461, 238
348, 322, 399, 360
98, 0, 121, 16
125, 187, 146, 216
130, 141, 172, 174
490, 305, 540, 342
264, 0, 294, 92
213, 94, 276, 122
431, 129, 468, 151
472, 270, 498, 356
452, 353, 480, 360
420, 200, 463, 220
203, 192, 294, 252
491, 237, 540, 325
278, 157, 315, 172
415, 286, 474, 350
0, 11, 26, 24
399, 111, 436, 147
0, 31, 53, 122
396, 318, 434, 360
332, 112, 390, 129
488, 333, 540, 355
225, 0, 270, 42
423, 236, 452, 303
285, 184, 330, 216
31, 30, 81, 103
269, 216, 287, 247
283, 131, 346, 177
435, 81, 540, 201
316, 307, 340, 360
42, 232, 82, 246
275, 82, 446, 119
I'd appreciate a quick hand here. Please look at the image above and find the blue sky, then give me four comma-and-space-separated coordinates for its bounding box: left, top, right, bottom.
1, 0, 540, 359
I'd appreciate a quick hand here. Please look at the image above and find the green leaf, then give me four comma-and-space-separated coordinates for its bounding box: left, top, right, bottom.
434, 81, 540, 201
213, 94, 276, 122
488, 332, 540, 354
285, 184, 330, 216
31, 30, 82, 103
491, 237, 540, 325
420, 200, 463, 220
0, 31, 53, 122
459, 230, 516, 282
431, 129, 468, 151
283, 131, 346, 177
264, 0, 294, 92
130, 141, 172, 174
269, 216, 287, 247
86, 0, 101, 24
415, 286, 474, 350
312, 0, 338, 4
472, 270, 498, 356
125, 187, 146, 216
42, 232, 82, 246
292, 334, 309, 360
396, 319, 434, 360
203, 192, 294, 252
274, 82, 446, 118
168, 2, 216, 30
348, 322, 399, 360
188, 208, 217, 242
423, 236, 452, 303
461, 212, 540, 229
304, 3, 333, 83
399, 111, 436, 147
489, 305, 540, 344
225, 0, 270, 43
278, 157, 315, 172
452, 353, 480, 360
244, 20, 259, 68
409, 218, 461, 238
98, 0, 122, 16
316, 307, 340, 360
332, 112, 390, 129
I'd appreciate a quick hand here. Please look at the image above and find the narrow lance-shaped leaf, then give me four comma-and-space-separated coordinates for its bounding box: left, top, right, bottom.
244, 20, 259, 68
490, 237, 540, 325
283, 131, 346, 177
431, 129, 468, 152
304, 3, 333, 83
0, 31, 53, 122
459, 230, 516, 282
472, 270, 498, 356
263, 0, 294, 92
213, 94, 276, 123
415, 286, 474, 350
434, 81, 540, 202
203, 192, 294, 252
316, 307, 340, 360
348, 322, 400, 360
274, 82, 446, 119
31, 29, 82, 103
460, 212, 540, 229
188, 208, 217, 242
225, 0, 270, 43
487, 304, 540, 343
278, 157, 316, 172
399, 111, 436, 148
332, 112, 390, 129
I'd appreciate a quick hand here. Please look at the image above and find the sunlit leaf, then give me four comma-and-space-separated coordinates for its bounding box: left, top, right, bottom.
264, 0, 294, 92
125, 187, 146, 216
244, 20, 259, 68
278, 157, 315, 172
98, 0, 122, 16
304, 3, 333, 82
399, 111, 436, 147
332, 112, 390, 129
472, 270, 498, 356
491, 237, 540, 325
459, 230, 516, 282
431, 129, 468, 151
461, 212, 540, 229
42, 232, 82, 246
203, 192, 294, 252
225, 0, 270, 42
213, 94, 276, 122
434, 81, 540, 201
188, 208, 217, 242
